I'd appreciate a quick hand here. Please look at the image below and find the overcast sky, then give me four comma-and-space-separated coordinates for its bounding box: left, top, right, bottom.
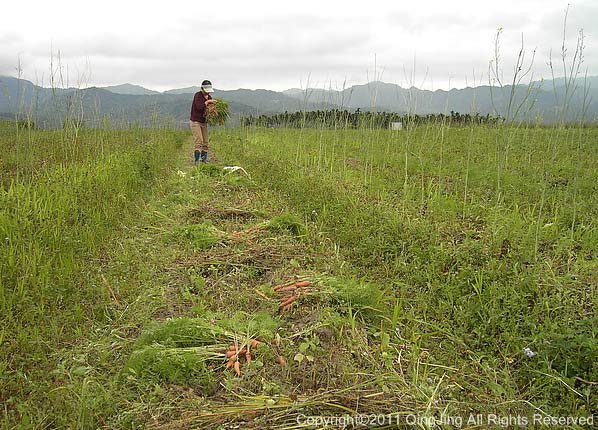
1, 0, 596, 91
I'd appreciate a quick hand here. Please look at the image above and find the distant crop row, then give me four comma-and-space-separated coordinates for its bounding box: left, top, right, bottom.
241, 109, 503, 128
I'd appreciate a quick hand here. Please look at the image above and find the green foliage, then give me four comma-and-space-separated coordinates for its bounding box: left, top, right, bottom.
134, 312, 281, 350
0, 127, 186, 427
206, 98, 230, 126
219, 125, 597, 416
17, 119, 36, 129
322, 276, 388, 317
265, 213, 307, 236
169, 222, 220, 250
242, 109, 502, 128
62, 117, 86, 129
156, 310, 281, 340
125, 345, 217, 390
3, 122, 596, 426
135, 317, 223, 348
0, 129, 181, 320
124, 312, 281, 387
224, 172, 253, 188
192, 163, 223, 177
215, 311, 281, 339
538, 317, 597, 381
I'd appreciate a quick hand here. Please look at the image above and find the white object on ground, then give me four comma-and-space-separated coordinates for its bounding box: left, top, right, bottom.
223, 166, 251, 178
523, 347, 536, 358
176, 170, 187, 177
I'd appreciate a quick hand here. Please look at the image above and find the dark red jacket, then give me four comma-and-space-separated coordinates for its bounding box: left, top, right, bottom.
190, 91, 212, 123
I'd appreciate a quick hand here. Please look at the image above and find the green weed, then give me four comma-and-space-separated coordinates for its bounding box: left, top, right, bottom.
169, 222, 221, 250
265, 213, 307, 236
125, 345, 218, 390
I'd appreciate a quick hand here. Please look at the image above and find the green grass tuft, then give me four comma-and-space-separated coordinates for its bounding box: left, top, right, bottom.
192, 163, 223, 177
322, 276, 388, 317
169, 222, 221, 250
265, 213, 307, 236
125, 345, 218, 390
135, 317, 223, 348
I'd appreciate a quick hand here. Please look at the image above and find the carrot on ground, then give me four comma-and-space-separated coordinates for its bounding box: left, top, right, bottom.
226, 357, 235, 369
277, 285, 298, 292
279, 295, 296, 308
278, 356, 287, 366
234, 360, 241, 376
294, 280, 311, 288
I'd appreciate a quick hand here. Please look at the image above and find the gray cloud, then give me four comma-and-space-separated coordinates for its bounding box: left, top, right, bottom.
1, 1, 597, 91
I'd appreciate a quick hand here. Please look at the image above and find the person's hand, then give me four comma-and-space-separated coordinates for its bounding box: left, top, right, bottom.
206, 99, 216, 106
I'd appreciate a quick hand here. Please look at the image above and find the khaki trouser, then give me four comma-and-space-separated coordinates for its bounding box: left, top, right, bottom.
190, 121, 209, 152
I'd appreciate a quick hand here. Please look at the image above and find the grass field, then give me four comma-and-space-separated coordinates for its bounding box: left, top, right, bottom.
1, 119, 596, 428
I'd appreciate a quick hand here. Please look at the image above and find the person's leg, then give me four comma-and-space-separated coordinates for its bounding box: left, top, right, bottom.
190, 121, 202, 165
199, 123, 209, 163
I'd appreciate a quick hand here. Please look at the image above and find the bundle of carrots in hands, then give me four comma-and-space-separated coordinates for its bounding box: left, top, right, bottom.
273, 280, 312, 312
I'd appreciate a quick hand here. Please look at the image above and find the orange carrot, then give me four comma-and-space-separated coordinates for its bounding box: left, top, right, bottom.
277, 285, 297, 292
245, 352, 252, 364
279, 295, 297, 308
295, 280, 311, 287
234, 360, 241, 376
238, 348, 247, 355
272, 285, 283, 291
279, 294, 292, 303
250, 339, 260, 349
226, 357, 235, 369
228, 345, 236, 351
226, 350, 236, 358
278, 356, 287, 366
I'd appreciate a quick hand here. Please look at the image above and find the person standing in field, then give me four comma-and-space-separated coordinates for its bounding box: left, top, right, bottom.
190, 80, 216, 165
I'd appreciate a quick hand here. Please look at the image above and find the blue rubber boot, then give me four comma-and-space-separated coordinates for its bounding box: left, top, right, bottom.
194, 150, 201, 165
200, 151, 208, 163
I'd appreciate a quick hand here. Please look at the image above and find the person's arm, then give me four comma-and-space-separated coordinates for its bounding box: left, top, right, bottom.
194, 93, 206, 116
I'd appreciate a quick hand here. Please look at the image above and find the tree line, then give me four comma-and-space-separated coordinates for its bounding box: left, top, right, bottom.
241, 109, 503, 128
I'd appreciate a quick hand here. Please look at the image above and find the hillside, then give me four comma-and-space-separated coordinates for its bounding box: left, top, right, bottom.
100, 83, 160, 95
1, 75, 596, 125
283, 79, 598, 121
164, 86, 202, 94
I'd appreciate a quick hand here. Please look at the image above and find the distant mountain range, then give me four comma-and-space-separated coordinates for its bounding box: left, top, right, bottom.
0, 75, 596, 127
100, 83, 161, 96
283, 77, 598, 114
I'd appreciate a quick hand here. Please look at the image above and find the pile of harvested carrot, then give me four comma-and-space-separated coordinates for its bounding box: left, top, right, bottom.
224, 339, 287, 376
273, 280, 312, 312
225, 339, 260, 376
